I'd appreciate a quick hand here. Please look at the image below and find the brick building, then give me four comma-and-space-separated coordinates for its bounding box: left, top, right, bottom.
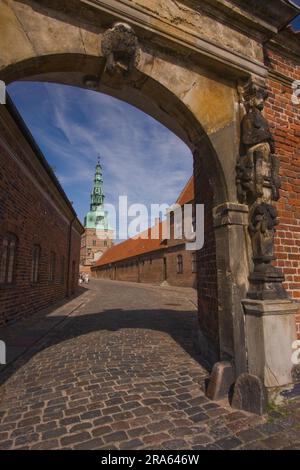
0, 95, 84, 327
80, 159, 113, 274
264, 37, 300, 337
92, 177, 197, 288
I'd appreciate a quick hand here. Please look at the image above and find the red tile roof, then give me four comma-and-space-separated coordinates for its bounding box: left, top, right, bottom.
94, 224, 165, 267
93, 177, 194, 268
176, 176, 194, 205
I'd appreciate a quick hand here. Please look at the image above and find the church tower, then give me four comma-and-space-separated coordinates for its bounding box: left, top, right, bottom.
80, 158, 114, 274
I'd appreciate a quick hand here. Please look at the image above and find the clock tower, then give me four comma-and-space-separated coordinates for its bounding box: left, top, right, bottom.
80, 158, 114, 273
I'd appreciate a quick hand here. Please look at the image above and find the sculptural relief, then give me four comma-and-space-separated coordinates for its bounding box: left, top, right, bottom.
237, 80, 285, 300
249, 203, 278, 263
101, 23, 140, 77
236, 84, 281, 206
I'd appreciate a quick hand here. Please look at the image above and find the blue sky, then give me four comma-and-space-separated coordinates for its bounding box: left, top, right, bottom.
8, 82, 192, 233
293, 17, 300, 30
292, 0, 300, 30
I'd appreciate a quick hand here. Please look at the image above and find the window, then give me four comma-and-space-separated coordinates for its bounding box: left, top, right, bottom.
177, 255, 183, 274
31, 245, 41, 283
0, 233, 17, 285
192, 252, 197, 273
104, 240, 107, 247
61, 256, 65, 284
93, 240, 96, 246
49, 251, 56, 282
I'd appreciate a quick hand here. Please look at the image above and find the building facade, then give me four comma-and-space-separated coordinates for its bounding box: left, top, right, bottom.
0, 96, 84, 327
80, 160, 113, 273
91, 178, 196, 288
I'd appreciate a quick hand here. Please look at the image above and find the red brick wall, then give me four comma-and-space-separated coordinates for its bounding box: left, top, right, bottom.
93, 248, 197, 287
139, 256, 165, 284
0, 109, 82, 327
193, 157, 219, 349
116, 261, 140, 282
94, 254, 164, 284
264, 47, 300, 337
94, 266, 112, 280
164, 248, 196, 288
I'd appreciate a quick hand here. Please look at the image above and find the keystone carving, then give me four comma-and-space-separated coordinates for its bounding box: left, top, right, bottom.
101, 23, 140, 77
237, 79, 286, 300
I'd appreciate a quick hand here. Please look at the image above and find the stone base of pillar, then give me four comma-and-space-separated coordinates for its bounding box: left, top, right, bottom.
243, 298, 299, 389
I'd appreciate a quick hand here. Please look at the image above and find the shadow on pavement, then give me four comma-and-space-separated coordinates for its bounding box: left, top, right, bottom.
0, 304, 209, 390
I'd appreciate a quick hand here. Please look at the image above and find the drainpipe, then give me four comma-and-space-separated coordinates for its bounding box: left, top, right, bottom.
66, 217, 76, 297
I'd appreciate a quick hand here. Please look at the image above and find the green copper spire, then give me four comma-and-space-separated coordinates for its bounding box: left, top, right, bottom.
84, 157, 111, 230
90, 157, 105, 211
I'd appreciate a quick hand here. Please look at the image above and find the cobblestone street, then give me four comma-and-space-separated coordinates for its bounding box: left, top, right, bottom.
0, 279, 300, 450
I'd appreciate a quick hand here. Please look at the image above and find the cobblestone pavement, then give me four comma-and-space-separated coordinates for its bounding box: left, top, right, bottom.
0, 279, 300, 450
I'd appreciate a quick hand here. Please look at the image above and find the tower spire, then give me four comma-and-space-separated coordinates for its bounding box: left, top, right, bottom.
90, 156, 105, 211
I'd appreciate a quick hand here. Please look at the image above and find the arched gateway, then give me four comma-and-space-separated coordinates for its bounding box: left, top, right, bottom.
1, 0, 299, 409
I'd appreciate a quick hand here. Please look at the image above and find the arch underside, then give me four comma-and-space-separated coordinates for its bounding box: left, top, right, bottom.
2, 53, 228, 203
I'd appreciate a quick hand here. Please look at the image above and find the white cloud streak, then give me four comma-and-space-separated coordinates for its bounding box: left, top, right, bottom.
8, 82, 193, 228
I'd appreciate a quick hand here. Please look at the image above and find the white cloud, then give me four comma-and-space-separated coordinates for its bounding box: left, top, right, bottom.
8, 82, 193, 228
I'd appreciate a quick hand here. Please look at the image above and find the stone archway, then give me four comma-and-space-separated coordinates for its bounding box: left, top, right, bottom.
0, 0, 298, 405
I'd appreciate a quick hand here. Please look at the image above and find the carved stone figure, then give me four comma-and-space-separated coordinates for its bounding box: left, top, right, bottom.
247, 202, 287, 300
237, 80, 286, 300
249, 203, 278, 263
236, 85, 281, 204
101, 23, 140, 77
270, 154, 281, 201
242, 87, 275, 153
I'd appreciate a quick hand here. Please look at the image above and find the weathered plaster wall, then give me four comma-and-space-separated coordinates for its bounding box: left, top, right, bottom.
130, 0, 263, 62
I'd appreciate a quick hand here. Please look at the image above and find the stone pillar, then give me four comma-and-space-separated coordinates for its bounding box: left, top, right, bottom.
233, 78, 299, 407
243, 299, 298, 389
213, 202, 250, 377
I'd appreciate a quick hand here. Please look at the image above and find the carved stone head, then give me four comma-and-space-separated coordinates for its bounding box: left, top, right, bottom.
101, 22, 140, 76
241, 79, 269, 113
250, 87, 268, 112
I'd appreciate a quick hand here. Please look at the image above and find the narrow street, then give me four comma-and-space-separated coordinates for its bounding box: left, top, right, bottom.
0, 279, 299, 450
